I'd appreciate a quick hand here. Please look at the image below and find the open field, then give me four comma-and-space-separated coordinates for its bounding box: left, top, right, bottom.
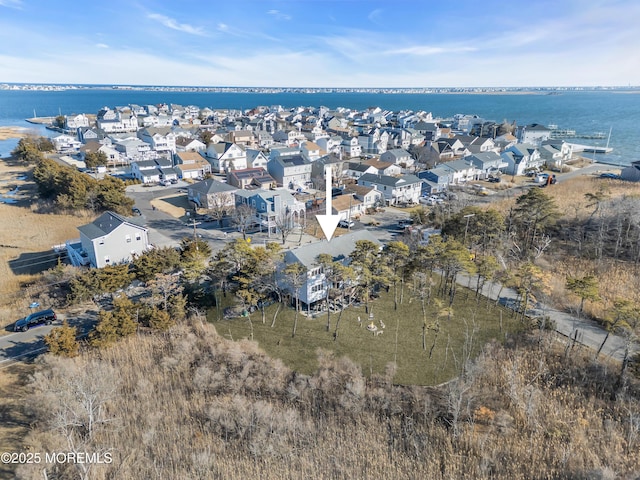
0, 159, 93, 330
0, 126, 34, 141
209, 285, 525, 386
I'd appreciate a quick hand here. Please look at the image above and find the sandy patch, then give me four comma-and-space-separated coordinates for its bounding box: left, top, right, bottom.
151, 194, 192, 219
0, 126, 33, 141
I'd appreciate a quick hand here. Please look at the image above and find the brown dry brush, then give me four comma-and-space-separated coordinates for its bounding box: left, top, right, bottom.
16, 320, 640, 480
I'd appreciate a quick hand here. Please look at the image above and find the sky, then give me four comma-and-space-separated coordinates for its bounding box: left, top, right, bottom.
0, 0, 639, 88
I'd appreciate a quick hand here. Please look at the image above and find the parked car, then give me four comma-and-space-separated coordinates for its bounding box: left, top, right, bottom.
14, 309, 57, 332
534, 173, 549, 184
599, 172, 621, 179
132, 207, 142, 215
338, 219, 355, 228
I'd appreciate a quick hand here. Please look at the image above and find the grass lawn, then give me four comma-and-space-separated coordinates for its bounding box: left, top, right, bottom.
208, 280, 526, 386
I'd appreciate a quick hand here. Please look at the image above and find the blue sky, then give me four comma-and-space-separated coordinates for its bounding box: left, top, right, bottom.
0, 0, 638, 87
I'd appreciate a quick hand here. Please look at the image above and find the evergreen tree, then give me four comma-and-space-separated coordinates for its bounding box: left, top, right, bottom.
44, 321, 80, 357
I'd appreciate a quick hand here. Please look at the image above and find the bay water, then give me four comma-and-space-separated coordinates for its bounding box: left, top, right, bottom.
0, 88, 638, 166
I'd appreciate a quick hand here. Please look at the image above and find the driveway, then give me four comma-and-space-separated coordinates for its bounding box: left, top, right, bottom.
0, 311, 98, 365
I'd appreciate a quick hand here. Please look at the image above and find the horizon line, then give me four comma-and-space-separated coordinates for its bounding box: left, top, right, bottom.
1, 82, 639, 90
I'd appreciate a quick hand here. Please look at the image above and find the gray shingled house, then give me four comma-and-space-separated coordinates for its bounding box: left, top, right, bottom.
75, 211, 149, 268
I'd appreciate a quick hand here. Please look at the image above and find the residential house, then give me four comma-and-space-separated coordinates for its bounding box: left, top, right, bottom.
311, 154, 346, 186
331, 194, 364, 221
175, 136, 206, 152
130, 158, 172, 183
539, 140, 573, 170
227, 130, 255, 147
188, 179, 237, 210
342, 184, 385, 209
357, 173, 423, 206
65, 114, 90, 130
418, 166, 453, 194
280, 230, 380, 308
234, 188, 306, 237
52, 133, 82, 153
96, 107, 138, 133
344, 162, 378, 180
138, 127, 177, 155
70, 211, 149, 269
205, 142, 248, 173
227, 168, 277, 190
517, 123, 552, 146
77, 127, 100, 143
174, 151, 212, 179
340, 135, 362, 158
316, 135, 343, 156
621, 161, 640, 181
80, 141, 122, 167
113, 138, 152, 162
380, 148, 414, 168
361, 159, 402, 176
440, 158, 480, 184
501, 144, 543, 176
300, 141, 324, 162
267, 155, 312, 190
466, 151, 508, 178
245, 149, 269, 170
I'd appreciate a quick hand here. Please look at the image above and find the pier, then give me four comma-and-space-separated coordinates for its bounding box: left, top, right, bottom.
567, 142, 613, 154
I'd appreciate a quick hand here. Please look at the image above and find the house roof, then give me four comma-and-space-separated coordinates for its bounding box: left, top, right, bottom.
78, 211, 147, 240
284, 230, 380, 268
358, 173, 422, 187
175, 151, 206, 164
332, 194, 362, 212
343, 184, 377, 197
190, 179, 236, 195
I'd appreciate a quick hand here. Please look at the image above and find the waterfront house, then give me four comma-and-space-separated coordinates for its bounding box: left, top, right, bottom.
440, 158, 480, 184
65, 114, 90, 130
516, 123, 552, 146
79, 141, 122, 167
69, 211, 149, 269
501, 143, 543, 176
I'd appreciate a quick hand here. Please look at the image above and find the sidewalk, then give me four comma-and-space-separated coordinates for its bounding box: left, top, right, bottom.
456, 272, 631, 362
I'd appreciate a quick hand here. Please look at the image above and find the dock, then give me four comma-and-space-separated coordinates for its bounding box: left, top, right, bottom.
25, 117, 55, 125
567, 142, 613, 154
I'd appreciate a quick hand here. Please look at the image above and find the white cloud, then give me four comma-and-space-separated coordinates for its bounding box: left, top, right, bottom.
267, 9, 291, 21
0, 0, 22, 8
367, 9, 382, 23
384, 45, 477, 56
95, 43, 109, 49
147, 13, 206, 36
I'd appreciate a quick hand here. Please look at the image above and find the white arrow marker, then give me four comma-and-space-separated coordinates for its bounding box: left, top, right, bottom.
315, 164, 341, 241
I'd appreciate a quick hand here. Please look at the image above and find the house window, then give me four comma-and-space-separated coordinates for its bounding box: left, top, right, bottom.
99, 238, 105, 245
104, 256, 110, 264
126, 234, 132, 243
136, 233, 141, 241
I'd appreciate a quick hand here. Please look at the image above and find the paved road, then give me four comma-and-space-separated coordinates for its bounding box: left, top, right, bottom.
456, 271, 631, 362
0, 312, 98, 366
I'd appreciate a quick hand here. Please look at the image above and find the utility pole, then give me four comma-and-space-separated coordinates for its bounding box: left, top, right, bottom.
463, 213, 476, 246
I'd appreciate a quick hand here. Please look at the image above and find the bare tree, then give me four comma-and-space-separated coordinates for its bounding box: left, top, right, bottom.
206, 192, 234, 227
232, 204, 256, 240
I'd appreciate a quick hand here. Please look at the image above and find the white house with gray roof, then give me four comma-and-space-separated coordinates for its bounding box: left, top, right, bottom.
188, 179, 237, 210
357, 173, 423, 206
234, 188, 305, 237
72, 211, 149, 268
281, 230, 380, 308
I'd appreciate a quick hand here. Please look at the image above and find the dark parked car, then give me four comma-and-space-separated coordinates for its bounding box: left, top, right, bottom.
14, 309, 57, 332
132, 207, 142, 215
